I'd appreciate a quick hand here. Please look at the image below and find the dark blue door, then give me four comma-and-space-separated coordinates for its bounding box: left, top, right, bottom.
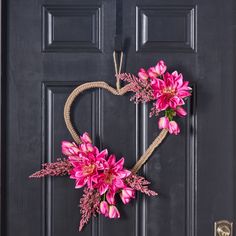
1, 0, 235, 236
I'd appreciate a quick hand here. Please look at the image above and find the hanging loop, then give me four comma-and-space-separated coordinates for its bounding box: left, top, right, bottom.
113, 35, 123, 91
113, 51, 123, 91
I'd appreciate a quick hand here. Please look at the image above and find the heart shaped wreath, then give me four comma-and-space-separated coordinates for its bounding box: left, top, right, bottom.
30, 52, 191, 231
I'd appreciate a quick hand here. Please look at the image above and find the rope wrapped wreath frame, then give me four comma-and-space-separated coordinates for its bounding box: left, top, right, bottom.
63, 51, 168, 174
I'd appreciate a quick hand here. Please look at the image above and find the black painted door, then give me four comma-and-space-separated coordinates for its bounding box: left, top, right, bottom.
1, 0, 235, 236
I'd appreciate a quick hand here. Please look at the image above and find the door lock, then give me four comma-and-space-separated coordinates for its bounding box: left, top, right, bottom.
215, 220, 233, 236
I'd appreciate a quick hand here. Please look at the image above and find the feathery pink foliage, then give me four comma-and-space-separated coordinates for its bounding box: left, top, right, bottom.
117, 73, 155, 103
29, 159, 73, 178
125, 174, 158, 196
79, 187, 101, 231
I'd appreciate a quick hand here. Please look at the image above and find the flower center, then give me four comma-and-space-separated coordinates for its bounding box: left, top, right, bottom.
82, 164, 95, 175
104, 170, 114, 184
162, 87, 176, 96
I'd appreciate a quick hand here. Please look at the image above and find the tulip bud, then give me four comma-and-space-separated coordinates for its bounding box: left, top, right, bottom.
155, 60, 167, 75
168, 121, 180, 135
158, 117, 169, 129
148, 60, 167, 78
106, 191, 116, 205
175, 106, 187, 117
108, 205, 120, 219
120, 187, 135, 204
138, 68, 149, 80
100, 201, 109, 216
80, 132, 92, 144
61, 141, 79, 156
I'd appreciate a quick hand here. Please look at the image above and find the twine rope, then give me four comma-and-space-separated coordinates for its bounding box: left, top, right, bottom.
64, 81, 131, 145
113, 51, 123, 90
63, 52, 168, 174
131, 129, 168, 173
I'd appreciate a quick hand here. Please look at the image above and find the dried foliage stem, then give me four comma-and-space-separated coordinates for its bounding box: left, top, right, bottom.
79, 188, 101, 231
126, 174, 158, 196
29, 159, 72, 178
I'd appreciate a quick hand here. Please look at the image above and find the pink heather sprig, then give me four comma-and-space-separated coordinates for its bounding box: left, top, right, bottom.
149, 104, 160, 117
29, 158, 73, 178
125, 174, 158, 196
79, 187, 101, 231
116, 73, 155, 103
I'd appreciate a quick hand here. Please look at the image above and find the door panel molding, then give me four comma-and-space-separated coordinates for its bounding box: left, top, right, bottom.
42, 5, 102, 53
136, 5, 197, 53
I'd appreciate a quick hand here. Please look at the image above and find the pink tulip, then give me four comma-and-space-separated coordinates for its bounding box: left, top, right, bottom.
80, 142, 95, 153
80, 132, 92, 144
168, 121, 180, 135
108, 205, 120, 218
106, 190, 116, 204
100, 201, 109, 216
158, 117, 169, 129
138, 68, 149, 80
120, 187, 135, 204
148, 60, 167, 78
175, 106, 187, 117
61, 141, 80, 156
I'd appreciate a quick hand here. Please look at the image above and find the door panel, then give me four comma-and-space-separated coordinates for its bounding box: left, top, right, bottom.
1, 0, 235, 236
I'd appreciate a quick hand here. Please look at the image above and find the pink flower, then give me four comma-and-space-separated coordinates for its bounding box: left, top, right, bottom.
108, 205, 120, 218
69, 148, 107, 189
158, 117, 180, 135
80, 132, 92, 143
120, 187, 135, 204
100, 201, 109, 216
79, 142, 95, 153
62, 141, 80, 156
106, 190, 116, 204
148, 60, 167, 78
151, 71, 191, 111
158, 117, 169, 129
168, 121, 180, 135
96, 155, 131, 196
175, 106, 187, 117
68, 133, 108, 189
138, 68, 149, 80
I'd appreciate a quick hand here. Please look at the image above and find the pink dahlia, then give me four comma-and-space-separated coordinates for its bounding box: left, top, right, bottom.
151, 71, 191, 111
96, 155, 131, 203
66, 133, 108, 189
69, 149, 107, 189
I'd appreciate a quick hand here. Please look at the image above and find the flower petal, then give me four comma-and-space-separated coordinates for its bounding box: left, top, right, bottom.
106, 190, 116, 205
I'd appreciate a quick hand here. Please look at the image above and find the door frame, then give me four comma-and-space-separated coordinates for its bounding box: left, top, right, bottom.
1, 0, 6, 235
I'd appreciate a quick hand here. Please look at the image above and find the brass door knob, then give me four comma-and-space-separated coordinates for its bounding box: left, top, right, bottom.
217, 225, 230, 236
215, 220, 233, 236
